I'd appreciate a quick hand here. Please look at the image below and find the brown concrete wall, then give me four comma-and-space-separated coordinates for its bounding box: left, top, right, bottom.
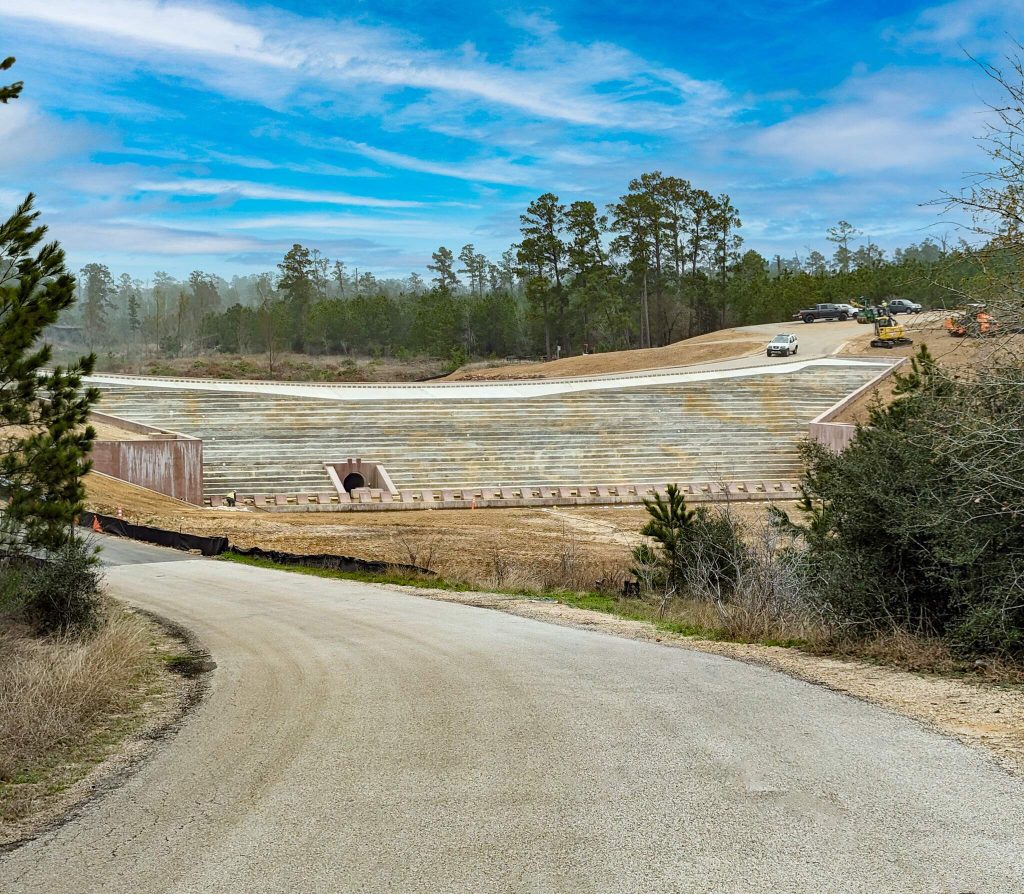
89, 410, 183, 438
91, 438, 204, 505
807, 359, 907, 453
807, 421, 857, 453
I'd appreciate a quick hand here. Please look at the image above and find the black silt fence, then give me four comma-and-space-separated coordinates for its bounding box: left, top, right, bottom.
78, 513, 433, 576
227, 545, 433, 578
79, 512, 229, 557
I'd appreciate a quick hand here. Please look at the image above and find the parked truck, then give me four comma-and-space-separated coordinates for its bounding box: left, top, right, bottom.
792, 303, 853, 323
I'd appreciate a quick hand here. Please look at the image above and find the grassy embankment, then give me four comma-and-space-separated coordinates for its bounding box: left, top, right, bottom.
0, 607, 188, 832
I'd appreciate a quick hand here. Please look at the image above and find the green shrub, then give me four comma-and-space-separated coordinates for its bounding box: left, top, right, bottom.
778, 347, 1024, 659
639, 484, 746, 597
13, 538, 104, 633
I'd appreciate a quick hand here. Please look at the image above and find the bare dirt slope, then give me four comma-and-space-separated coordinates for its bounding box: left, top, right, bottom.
446, 331, 763, 379
86, 473, 200, 515
84, 472, 646, 582
834, 320, 1024, 424
85, 477, 798, 592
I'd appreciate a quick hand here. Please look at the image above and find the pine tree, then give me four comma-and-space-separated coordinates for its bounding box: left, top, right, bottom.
827, 220, 860, 274
127, 289, 141, 335
80, 262, 114, 349
427, 246, 458, 292
0, 56, 22, 104
1, 194, 98, 550
332, 259, 347, 296
277, 244, 314, 349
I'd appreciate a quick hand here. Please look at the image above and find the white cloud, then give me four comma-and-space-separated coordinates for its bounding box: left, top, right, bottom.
336, 140, 542, 187
885, 0, 1018, 56
0, 0, 732, 132
0, 102, 104, 170
750, 70, 982, 175
1, 0, 295, 67
220, 212, 471, 240
51, 220, 267, 255
135, 178, 426, 208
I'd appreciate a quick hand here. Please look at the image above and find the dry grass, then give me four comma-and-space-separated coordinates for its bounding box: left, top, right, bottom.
91, 352, 447, 383
0, 612, 151, 820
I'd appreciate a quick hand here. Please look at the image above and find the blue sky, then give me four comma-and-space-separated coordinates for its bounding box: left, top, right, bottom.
0, 0, 1019, 280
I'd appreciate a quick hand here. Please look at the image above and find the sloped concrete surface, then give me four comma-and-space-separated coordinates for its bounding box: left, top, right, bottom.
2, 549, 1021, 893
96, 363, 883, 497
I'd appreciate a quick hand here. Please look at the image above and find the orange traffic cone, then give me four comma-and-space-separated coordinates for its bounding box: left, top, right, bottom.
92, 515, 103, 533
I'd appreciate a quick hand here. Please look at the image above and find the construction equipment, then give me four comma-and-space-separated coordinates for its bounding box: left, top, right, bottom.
870, 312, 913, 349
944, 306, 997, 337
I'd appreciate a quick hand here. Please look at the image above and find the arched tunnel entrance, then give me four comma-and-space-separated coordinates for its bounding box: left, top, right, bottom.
342, 472, 366, 493
326, 460, 399, 498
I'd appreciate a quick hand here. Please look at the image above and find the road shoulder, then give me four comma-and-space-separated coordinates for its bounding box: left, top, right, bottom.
0, 609, 211, 851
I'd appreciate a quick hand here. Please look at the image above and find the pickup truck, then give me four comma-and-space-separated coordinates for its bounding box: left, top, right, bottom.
792, 303, 852, 323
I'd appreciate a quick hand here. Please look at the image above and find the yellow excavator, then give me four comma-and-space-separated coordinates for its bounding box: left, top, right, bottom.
868, 308, 913, 349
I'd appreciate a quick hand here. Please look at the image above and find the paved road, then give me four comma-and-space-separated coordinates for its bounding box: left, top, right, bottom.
3, 537, 1022, 893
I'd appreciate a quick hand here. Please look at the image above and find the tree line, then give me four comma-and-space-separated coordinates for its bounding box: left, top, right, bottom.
66, 179, 968, 366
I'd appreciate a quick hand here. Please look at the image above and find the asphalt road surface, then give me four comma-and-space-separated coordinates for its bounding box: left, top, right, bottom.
2, 536, 1022, 893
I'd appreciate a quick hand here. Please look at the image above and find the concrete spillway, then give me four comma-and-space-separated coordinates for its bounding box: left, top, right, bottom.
94, 361, 883, 498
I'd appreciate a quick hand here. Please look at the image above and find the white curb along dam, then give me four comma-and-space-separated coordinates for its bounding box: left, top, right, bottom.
89, 358, 889, 500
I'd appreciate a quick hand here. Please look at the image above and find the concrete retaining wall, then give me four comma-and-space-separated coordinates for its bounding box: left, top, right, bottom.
90, 413, 204, 505
807, 359, 907, 452
207, 479, 802, 513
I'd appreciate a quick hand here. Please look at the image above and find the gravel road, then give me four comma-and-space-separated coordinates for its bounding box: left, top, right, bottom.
2, 539, 1021, 893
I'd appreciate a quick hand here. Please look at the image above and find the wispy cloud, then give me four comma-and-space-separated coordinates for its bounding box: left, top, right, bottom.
750, 69, 981, 174
135, 178, 426, 208
884, 0, 1018, 56
0, 0, 731, 131
332, 140, 542, 187
1, 0, 294, 67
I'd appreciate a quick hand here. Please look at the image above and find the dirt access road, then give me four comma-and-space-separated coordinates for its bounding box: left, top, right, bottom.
2, 537, 1021, 893
447, 318, 868, 380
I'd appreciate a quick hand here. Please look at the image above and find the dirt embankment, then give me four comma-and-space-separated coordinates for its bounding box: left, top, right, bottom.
84, 474, 646, 584
834, 320, 1024, 424
6, 420, 147, 444
446, 331, 763, 380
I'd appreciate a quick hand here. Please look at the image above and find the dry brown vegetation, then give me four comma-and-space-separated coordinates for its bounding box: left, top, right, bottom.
90, 352, 448, 383
0, 612, 153, 824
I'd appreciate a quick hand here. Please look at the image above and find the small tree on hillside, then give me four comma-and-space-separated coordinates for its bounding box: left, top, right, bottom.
637, 484, 745, 601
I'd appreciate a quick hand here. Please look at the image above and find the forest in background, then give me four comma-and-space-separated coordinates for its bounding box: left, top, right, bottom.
59, 171, 980, 371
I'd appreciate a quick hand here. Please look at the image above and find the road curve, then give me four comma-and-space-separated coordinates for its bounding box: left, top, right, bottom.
2, 540, 1021, 893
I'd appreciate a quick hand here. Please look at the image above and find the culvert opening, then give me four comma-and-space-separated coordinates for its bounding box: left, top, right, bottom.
342, 472, 366, 492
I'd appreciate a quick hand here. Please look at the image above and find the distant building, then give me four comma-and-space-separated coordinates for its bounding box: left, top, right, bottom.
44, 324, 85, 345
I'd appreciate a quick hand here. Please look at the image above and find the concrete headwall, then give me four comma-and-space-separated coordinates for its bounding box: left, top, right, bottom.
807, 359, 907, 452
89, 412, 203, 505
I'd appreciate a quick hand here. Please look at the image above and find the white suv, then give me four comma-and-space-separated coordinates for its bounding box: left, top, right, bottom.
766, 334, 798, 357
